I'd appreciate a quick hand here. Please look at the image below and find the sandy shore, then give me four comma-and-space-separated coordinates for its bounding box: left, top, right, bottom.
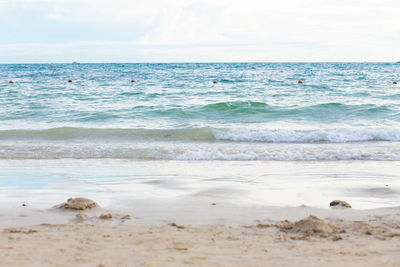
1, 200, 400, 267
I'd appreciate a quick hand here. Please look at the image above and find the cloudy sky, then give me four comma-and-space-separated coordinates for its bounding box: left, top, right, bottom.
0, 0, 399, 63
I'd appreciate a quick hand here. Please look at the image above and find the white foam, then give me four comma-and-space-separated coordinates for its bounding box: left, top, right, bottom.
0, 141, 399, 161
213, 127, 400, 143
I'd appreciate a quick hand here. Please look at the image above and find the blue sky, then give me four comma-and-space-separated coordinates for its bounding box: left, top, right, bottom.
0, 0, 399, 63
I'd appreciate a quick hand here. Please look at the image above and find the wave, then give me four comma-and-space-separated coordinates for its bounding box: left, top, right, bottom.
0, 100, 397, 124
0, 126, 400, 143
213, 127, 400, 143
0, 142, 398, 160
0, 127, 217, 142
198, 102, 391, 115
150, 102, 395, 121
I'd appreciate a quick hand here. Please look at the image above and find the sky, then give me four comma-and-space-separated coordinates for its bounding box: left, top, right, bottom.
0, 0, 399, 63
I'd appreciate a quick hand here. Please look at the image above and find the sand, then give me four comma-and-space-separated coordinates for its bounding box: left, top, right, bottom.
1, 202, 400, 267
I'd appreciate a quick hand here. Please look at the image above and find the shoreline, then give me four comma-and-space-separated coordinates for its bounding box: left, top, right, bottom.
1, 160, 400, 211
1, 159, 400, 265
1, 201, 400, 266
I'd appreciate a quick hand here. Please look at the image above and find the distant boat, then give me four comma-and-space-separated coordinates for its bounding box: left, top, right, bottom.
397, 61, 400, 64
72, 62, 80, 65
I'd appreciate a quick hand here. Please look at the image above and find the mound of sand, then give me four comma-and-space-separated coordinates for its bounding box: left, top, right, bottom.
281, 215, 333, 235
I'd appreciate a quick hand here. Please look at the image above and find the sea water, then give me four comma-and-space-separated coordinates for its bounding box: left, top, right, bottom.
0, 63, 400, 210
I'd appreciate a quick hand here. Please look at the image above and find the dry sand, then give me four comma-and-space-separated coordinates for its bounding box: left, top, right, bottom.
1, 202, 400, 267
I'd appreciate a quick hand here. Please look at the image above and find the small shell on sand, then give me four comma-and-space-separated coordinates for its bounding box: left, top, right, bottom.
57, 198, 98, 210
330, 200, 352, 209
99, 213, 112, 220
121, 214, 131, 220
168, 222, 185, 229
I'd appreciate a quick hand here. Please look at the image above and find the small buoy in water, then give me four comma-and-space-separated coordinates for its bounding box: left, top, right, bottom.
298, 80, 303, 84
68, 79, 72, 83
131, 79, 136, 83
393, 81, 398, 84
213, 80, 217, 84
9, 80, 14, 83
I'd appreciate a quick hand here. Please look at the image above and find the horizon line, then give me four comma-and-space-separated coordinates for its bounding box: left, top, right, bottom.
0, 61, 399, 65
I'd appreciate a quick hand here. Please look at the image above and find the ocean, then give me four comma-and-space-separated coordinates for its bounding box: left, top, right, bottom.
1, 62, 400, 209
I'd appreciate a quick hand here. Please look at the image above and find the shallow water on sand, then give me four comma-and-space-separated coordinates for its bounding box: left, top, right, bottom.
1, 160, 399, 210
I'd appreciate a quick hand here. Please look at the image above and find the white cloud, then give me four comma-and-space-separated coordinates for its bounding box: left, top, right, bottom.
0, 0, 399, 62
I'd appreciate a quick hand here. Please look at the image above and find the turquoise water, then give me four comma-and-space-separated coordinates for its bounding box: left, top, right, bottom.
1, 63, 400, 210
1, 63, 400, 160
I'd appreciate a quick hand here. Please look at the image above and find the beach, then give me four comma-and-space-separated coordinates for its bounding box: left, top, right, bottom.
2, 217, 400, 267
1, 197, 400, 266
1, 63, 400, 266
1, 160, 400, 266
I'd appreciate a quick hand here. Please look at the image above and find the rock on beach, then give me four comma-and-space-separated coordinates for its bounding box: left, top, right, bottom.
330, 200, 352, 209
57, 198, 98, 210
